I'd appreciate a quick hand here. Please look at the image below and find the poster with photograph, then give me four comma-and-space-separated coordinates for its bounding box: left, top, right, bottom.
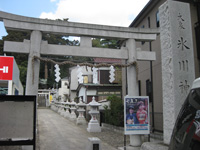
124, 96, 150, 135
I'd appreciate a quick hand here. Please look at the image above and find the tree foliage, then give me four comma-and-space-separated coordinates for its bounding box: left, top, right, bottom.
92, 38, 119, 49
103, 95, 124, 127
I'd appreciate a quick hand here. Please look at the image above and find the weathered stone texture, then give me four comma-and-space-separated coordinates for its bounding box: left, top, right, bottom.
159, 0, 195, 145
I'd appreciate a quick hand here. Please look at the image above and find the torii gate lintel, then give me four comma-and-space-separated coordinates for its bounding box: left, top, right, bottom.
1, 11, 157, 96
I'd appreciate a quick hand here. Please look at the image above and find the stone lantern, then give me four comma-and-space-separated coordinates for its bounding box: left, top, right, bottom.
76, 97, 87, 125
50, 100, 55, 111
69, 99, 77, 121
60, 102, 66, 116
87, 97, 101, 132
64, 100, 70, 118
57, 101, 62, 114
55, 101, 59, 112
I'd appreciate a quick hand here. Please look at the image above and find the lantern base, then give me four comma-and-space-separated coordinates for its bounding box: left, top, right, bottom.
64, 111, 70, 118
76, 117, 87, 125
69, 112, 77, 121
87, 122, 101, 132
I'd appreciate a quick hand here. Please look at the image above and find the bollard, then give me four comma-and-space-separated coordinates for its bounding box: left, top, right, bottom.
87, 137, 101, 150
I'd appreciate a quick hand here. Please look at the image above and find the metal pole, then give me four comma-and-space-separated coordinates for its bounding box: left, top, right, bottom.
148, 16, 155, 133
149, 42, 155, 132
124, 134, 126, 150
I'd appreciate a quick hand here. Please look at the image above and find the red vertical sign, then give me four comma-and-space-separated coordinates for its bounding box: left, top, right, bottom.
0, 56, 14, 80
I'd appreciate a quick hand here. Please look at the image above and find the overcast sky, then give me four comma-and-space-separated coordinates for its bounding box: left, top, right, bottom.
0, 0, 149, 39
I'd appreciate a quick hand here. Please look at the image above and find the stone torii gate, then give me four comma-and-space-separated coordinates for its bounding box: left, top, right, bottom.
0, 11, 158, 147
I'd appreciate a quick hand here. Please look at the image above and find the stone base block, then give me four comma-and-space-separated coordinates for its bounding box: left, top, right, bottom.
60, 111, 65, 116
76, 117, 87, 125
87, 122, 101, 132
86, 137, 101, 150
118, 146, 140, 150
69, 114, 77, 121
140, 142, 168, 150
64, 112, 70, 118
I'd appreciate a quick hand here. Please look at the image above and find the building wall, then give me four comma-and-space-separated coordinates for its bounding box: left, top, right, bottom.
132, 0, 165, 131
78, 86, 86, 102
189, 3, 199, 77
70, 66, 92, 91
4, 58, 24, 95
70, 90, 77, 101
70, 66, 93, 101
59, 79, 69, 101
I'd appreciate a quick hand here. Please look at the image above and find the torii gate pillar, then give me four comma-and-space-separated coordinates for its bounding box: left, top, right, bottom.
26, 31, 42, 95
127, 39, 138, 95
126, 39, 141, 147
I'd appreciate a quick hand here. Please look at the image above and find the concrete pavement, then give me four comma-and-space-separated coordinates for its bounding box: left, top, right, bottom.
37, 108, 117, 150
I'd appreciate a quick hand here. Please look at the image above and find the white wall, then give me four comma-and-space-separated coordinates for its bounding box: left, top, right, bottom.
70, 66, 93, 90
78, 86, 86, 102
6, 58, 24, 95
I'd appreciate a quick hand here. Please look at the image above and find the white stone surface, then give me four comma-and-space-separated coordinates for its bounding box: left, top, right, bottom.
140, 142, 168, 150
126, 38, 142, 147
136, 50, 156, 61
159, 0, 195, 145
87, 97, 101, 132
63, 102, 70, 118
0, 10, 158, 40
76, 98, 87, 125
87, 137, 102, 150
87, 121, 101, 132
68, 100, 76, 120
25, 31, 42, 95
64, 108, 70, 118
76, 116, 87, 125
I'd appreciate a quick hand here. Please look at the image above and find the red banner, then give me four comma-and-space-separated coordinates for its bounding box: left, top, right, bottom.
0, 56, 14, 80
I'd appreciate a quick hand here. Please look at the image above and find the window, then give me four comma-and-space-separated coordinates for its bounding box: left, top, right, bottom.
138, 80, 141, 96
148, 17, 151, 28
156, 11, 160, 27
83, 75, 88, 83
99, 70, 110, 84
141, 25, 145, 45
146, 79, 152, 102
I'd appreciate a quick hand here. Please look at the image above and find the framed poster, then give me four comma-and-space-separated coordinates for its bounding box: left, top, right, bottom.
124, 96, 150, 135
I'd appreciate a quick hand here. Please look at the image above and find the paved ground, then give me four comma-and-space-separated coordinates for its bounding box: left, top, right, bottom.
37, 108, 122, 150
0, 108, 163, 150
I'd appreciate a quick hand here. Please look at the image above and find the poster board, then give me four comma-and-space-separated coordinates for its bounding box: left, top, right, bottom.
124, 96, 150, 135
0, 95, 36, 149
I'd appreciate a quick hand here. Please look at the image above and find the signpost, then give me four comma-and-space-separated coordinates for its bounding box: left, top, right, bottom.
0, 56, 13, 81
124, 96, 150, 135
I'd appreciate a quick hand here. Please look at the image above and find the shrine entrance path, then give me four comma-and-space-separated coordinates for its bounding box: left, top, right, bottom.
37, 108, 117, 150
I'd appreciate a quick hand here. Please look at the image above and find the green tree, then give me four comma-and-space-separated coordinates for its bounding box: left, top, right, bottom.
104, 95, 124, 127
92, 38, 119, 49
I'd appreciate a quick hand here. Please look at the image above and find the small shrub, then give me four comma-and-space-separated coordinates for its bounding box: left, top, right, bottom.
103, 95, 124, 127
